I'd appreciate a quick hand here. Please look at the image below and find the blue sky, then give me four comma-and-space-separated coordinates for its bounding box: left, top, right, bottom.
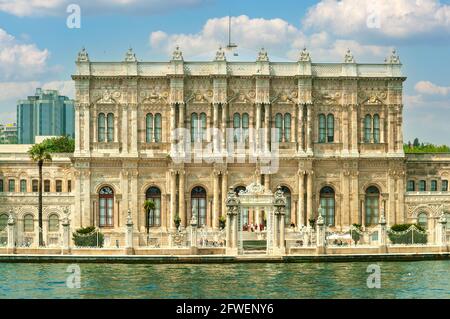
0, 0, 449, 144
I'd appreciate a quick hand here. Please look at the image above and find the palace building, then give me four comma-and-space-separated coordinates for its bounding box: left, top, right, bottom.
1, 46, 449, 247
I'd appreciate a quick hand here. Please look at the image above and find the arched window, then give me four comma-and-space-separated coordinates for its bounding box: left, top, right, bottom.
48, 214, 59, 232
146, 113, 154, 143
280, 186, 291, 225
98, 113, 106, 142
284, 113, 291, 142
32, 179, 38, 192
199, 112, 207, 142
44, 179, 50, 192
145, 187, 161, 227
373, 114, 380, 143
233, 113, 241, 142
154, 113, 162, 142
419, 180, 426, 192
326, 114, 334, 142
364, 114, 372, 143
407, 180, 415, 192
242, 113, 249, 143
365, 186, 380, 226
234, 186, 248, 225
20, 179, 27, 192
106, 113, 114, 142
99, 186, 114, 227
318, 114, 326, 143
191, 186, 207, 227
417, 212, 428, 229
320, 186, 335, 226
275, 113, 283, 142
191, 113, 198, 142
442, 180, 449, 192
23, 214, 34, 232
0, 214, 8, 231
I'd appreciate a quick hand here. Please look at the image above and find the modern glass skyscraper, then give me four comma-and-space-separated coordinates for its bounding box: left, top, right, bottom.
17, 88, 75, 144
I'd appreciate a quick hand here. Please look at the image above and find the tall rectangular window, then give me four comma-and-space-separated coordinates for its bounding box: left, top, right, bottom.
32, 179, 38, 192
0, 179, 3, 192
107, 113, 114, 142
442, 180, 448, 192
67, 180, 72, 192
418, 180, 426, 192
8, 179, 15, 192
430, 180, 437, 192
56, 180, 62, 192
44, 180, 50, 192
20, 179, 27, 192
407, 180, 415, 192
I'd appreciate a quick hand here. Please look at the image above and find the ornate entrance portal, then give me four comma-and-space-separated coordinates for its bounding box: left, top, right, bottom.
225, 183, 287, 256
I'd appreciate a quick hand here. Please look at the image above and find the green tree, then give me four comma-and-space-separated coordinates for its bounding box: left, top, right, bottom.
413, 138, 420, 147
28, 143, 52, 246
40, 135, 75, 153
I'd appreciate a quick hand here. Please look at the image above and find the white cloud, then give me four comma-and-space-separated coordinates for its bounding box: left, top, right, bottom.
0, 0, 209, 16
0, 80, 74, 103
303, 0, 450, 39
150, 15, 390, 62
415, 81, 450, 96
0, 28, 50, 81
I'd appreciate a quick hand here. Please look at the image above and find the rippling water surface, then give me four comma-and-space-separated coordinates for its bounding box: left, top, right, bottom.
0, 261, 449, 298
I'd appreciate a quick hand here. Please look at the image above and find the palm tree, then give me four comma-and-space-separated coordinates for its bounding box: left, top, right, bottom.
144, 199, 156, 235
28, 143, 52, 246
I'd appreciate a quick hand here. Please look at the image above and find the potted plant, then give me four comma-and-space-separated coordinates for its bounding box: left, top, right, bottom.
219, 215, 226, 229
309, 218, 316, 228
350, 223, 362, 245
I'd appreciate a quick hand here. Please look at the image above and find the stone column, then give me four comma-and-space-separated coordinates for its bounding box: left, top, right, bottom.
387, 106, 394, 154
221, 171, 228, 219
6, 213, 16, 252
190, 214, 198, 254
316, 215, 325, 254
351, 104, 358, 154
396, 105, 403, 152
213, 103, 219, 153
306, 104, 313, 154
437, 213, 447, 249
264, 103, 271, 151
378, 212, 387, 253
256, 103, 262, 152
61, 209, 71, 253
298, 104, 304, 153
297, 170, 305, 228
221, 103, 227, 152
125, 210, 134, 254
225, 187, 239, 255
169, 170, 177, 230
212, 170, 220, 229
170, 104, 177, 147
130, 104, 138, 154
178, 103, 185, 153
306, 171, 313, 224
83, 104, 91, 153
114, 106, 119, 143
279, 209, 286, 253
179, 170, 186, 228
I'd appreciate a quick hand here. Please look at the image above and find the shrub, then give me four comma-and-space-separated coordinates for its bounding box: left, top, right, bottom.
350, 224, 362, 244
219, 215, 226, 229
73, 226, 104, 247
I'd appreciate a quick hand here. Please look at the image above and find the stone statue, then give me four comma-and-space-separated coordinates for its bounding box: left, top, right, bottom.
172, 45, 183, 61
344, 49, 355, 63
299, 47, 311, 62
77, 47, 89, 62
257, 48, 269, 62
385, 49, 400, 64
214, 46, 226, 61
126, 209, 133, 225
7, 209, 14, 225
124, 48, 137, 62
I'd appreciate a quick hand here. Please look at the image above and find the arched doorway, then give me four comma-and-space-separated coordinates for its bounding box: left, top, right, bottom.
320, 186, 335, 226
191, 186, 207, 227
365, 186, 380, 226
145, 186, 161, 228
99, 186, 114, 227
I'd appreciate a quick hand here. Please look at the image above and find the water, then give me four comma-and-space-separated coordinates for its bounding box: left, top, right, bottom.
0, 261, 449, 298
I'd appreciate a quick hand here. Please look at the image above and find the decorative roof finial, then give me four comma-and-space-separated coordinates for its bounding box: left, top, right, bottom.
385, 48, 400, 64
299, 47, 311, 62
77, 47, 89, 62
124, 47, 137, 62
172, 45, 183, 61
214, 46, 226, 61
257, 48, 269, 62
344, 49, 355, 63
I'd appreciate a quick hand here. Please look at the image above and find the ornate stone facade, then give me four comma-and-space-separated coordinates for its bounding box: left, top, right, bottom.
1, 47, 449, 247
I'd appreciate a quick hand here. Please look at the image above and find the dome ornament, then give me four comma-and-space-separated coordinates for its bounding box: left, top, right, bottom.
257, 48, 269, 62
344, 49, 355, 63
299, 47, 311, 62
124, 47, 137, 62
385, 49, 400, 64
77, 47, 89, 62
172, 45, 184, 61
